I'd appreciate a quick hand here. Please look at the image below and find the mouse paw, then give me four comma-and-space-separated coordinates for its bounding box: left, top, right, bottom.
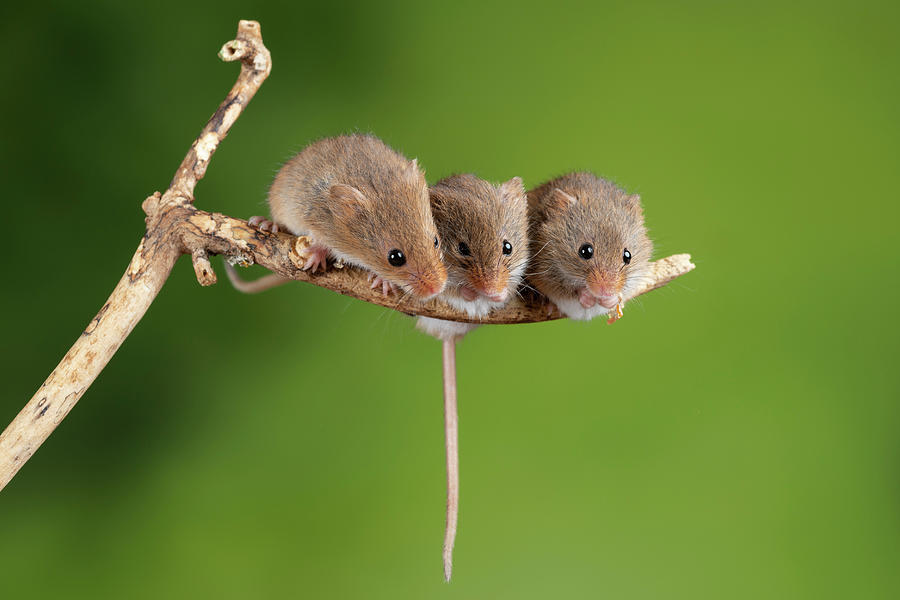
301, 244, 329, 273
248, 216, 279, 234
578, 289, 597, 309
545, 300, 559, 317
367, 272, 398, 296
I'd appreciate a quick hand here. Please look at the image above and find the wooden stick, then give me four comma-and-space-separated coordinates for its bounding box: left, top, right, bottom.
185, 211, 696, 324
0, 20, 271, 491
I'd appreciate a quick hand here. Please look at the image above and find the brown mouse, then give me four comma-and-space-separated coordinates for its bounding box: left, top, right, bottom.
413, 173, 528, 582
527, 172, 653, 321
416, 174, 529, 340
248, 134, 447, 299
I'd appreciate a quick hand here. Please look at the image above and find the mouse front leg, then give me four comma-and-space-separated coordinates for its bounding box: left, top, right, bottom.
533, 292, 559, 317
366, 272, 398, 296
545, 300, 560, 317
578, 288, 597, 309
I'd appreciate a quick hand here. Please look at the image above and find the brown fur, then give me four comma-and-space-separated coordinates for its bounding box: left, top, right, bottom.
527, 172, 653, 315
268, 134, 446, 298
430, 174, 529, 304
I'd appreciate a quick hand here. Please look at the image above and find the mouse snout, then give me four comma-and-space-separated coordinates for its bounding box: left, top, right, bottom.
409, 265, 447, 300
471, 270, 511, 303
478, 287, 508, 303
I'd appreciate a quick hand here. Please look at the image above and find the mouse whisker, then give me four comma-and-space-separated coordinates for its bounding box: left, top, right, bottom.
523, 267, 554, 277
528, 240, 552, 260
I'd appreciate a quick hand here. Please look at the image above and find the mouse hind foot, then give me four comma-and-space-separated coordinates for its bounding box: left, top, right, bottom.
299, 243, 329, 273
247, 219, 330, 274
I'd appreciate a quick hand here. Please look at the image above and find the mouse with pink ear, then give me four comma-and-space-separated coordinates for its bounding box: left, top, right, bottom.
414, 173, 529, 582
527, 172, 653, 321
416, 174, 529, 340
248, 134, 447, 300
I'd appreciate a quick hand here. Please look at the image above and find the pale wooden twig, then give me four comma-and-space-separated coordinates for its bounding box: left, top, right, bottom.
0, 20, 271, 491
191, 213, 695, 324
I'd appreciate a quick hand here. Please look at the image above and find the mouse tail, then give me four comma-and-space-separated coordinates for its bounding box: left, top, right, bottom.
442, 337, 460, 582
224, 262, 289, 294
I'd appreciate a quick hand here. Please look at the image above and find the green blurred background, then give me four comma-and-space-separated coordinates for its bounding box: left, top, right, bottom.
2, 1, 898, 597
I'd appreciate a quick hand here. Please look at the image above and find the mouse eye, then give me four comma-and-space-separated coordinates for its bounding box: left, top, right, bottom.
502, 240, 512, 255
434, 236, 439, 248
387, 249, 406, 267
458, 241, 471, 256
623, 248, 632, 264
579, 243, 594, 260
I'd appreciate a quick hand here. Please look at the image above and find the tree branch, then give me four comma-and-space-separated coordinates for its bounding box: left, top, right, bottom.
0, 19, 695, 492
0, 20, 271, 491
179, 209, 695, 323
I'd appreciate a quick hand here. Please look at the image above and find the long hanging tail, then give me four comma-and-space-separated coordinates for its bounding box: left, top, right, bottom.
224, 262, 289, 294
442, 337, 459, 582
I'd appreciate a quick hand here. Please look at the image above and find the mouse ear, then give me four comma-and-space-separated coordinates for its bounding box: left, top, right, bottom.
405, 158, 427, 189
546, 187, 577, 214
625, 193, 644, 216
499, 177, 526, 204
329, 184, 370, 218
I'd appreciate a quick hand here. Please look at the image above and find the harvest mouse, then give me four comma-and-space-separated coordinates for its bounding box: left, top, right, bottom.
527, 172, 652, 321
414, 173, 529, 582
246, 134, 447, 299
416, 174, 529, 340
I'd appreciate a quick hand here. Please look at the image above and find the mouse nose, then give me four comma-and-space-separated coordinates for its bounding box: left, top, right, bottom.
413, 281, 442, 300
473, 272, 510, 303
482, 288, 508, 303
411, 267, 446, 299
421, 280, 445, 299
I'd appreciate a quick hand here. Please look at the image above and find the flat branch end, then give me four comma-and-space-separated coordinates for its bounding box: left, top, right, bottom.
237, 20, 262, 35
219, 40, 248, 62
